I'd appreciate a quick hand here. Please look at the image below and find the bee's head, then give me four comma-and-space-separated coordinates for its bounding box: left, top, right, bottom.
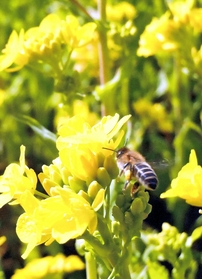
102, 146, 130, 159
116, 147, 130, 158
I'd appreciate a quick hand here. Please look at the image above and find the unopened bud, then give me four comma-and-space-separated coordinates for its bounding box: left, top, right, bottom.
68, 176, 87, 193
96, 167, 111, 187
88, 181, 102, 198
112, 205, 124, 223
104, 155, 119, 179
130, 197, 145, 216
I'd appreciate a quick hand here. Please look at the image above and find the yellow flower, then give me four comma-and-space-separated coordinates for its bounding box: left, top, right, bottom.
23, 14, 62, 59
137, 12, 178, 57
55, 100, 99, 129
0, 145, 37, 207
17, 187, 97, 258
0, 236, 6, 246
161, 150, 202, 207
168, 1, 193, 24
56, 114, 131, 181
168, 2, 202, 32
11, 254, 85, 279
61, 15, 97, 49
38, 157, 67, 196
0, 29, 29, 72
133, 99, 173, 133
0, 14, 97, 72
16, 191, 51, 259
106, 2, 136, 22
0, 14, 62, 72
188, 8, 202, 32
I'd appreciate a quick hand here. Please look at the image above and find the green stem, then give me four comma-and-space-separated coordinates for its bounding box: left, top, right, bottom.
97, 0, 110, 115
108, 250, 131, 279
85, 251, 98, 279
70, 0, 95, 21
82, 231, 112, 271
104, 184, 110, 222
97, 3, 110, 84
170, 56, 182, 134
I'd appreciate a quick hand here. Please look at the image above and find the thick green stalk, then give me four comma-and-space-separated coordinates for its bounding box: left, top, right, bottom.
97, 0, 111, 116
85, 251, 98, 279
97, 0, 110, 84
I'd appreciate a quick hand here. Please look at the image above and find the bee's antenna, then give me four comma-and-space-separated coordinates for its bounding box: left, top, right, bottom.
102, 147, 117, 153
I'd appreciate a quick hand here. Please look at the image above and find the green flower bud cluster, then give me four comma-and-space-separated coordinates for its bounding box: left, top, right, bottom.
112, 185, 152, 240
66, 153, 119, 211
131, 223, 197, 278
88, 153, 119, 189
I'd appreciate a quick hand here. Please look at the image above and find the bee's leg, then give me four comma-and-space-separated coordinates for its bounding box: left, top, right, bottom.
124, 180, 130, 189
122, 163, 133, 190
131, 181, 140, 195
119, 169, 124, 177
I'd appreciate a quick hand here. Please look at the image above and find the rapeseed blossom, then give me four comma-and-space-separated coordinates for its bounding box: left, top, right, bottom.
0, 14, 96, 72
0, 114, 131, 259
11, 254, 85, 279
161, 150, 202, 208
17, 187, 97, 259
137, 12, 178, 57
0, 145, 37, 207
137, 1, 202, 58
133, 99, 173, 133
56, 113, 131, 182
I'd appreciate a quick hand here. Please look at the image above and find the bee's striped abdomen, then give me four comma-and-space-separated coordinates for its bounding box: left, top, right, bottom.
134, 162, 158, 190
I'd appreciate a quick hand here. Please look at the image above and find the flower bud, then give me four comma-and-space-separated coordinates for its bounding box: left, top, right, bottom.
60, 167, 71, 185
96, 152, 105, 167
78, 190, 91, 203
104, 155, 119, 179
88, 181, 102, 198
96, 167, 111, 187
68, 176, 87, 193
91, 189, 105, 211
112, 205, 124, 223
111, 221, 120, 236
137, 189, 150, 203
124, 211, 134, 226
130, 197, 145, 216
144, 203, 152, 215
115, 193, 126, 208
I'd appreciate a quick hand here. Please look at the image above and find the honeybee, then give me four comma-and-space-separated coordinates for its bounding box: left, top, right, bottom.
104, 146, 158, 190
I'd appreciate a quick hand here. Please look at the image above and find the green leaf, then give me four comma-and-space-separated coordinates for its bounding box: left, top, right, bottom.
14, 115, 56, 142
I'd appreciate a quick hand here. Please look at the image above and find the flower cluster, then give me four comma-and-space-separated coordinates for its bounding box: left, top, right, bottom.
137, 1, 202, 59
0, 145, 37, 207
0, 114, 130, 259
133, 99, 173, 133
11, 254, 85, 279
161, 149, 202, 210
113, 185, 152, 241
0, 14, 97, 73
131, 223, 196, 278
72, 1, 137, 75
